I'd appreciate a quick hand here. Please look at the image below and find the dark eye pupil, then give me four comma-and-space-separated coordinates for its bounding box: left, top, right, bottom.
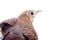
31, 12, 34, 15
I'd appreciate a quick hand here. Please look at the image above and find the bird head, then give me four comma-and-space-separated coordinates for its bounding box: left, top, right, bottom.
19, 10, 41, 22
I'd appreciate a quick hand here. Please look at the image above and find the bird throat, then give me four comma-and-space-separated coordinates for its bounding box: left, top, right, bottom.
19, 13, 33, 22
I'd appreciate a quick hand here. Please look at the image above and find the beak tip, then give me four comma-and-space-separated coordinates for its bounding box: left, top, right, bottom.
36, 10, 42, 13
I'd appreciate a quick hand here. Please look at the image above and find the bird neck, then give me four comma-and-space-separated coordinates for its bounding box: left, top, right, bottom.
18, 14, 32, 22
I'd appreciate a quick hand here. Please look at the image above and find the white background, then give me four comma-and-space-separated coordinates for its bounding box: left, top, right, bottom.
0, 0, 60, 40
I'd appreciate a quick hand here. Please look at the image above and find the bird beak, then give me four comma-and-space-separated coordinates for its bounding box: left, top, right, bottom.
36, 10, 42, 13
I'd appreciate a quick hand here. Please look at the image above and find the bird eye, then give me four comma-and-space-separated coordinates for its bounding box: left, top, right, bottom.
31, 12, 34, 15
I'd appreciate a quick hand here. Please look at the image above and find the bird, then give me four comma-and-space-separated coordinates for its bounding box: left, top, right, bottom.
0, 10, 41, 40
